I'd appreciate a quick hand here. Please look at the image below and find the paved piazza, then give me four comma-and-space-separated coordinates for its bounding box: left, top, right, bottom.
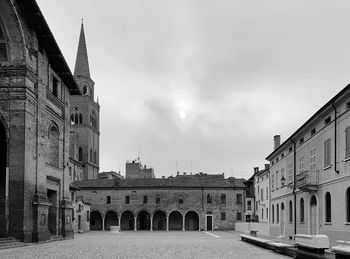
0, 231, 289, 259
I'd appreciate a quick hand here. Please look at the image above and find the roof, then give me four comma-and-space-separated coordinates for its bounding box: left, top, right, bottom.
266, 82, 350, 160
73, 176, 246, 189
15, 0, 81, 95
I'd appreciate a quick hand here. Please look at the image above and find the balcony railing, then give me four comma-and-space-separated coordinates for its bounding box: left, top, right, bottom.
296, 170, 319, 192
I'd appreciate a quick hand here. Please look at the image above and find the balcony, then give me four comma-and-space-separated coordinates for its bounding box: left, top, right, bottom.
296, 170, 319, 192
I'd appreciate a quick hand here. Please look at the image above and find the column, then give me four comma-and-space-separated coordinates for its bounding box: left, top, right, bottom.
118, 216, 121, 230
150, 215, 153, 231
182, 214, 185, 231
134, 216, 137, 231
166, 215, 169, 231
102, 215, 105, 231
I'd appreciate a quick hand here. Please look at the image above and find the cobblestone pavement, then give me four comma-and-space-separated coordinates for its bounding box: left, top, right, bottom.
0, 231, 290, 259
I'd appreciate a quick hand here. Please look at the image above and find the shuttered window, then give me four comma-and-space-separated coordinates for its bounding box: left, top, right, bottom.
346, 128, 350, 158
346, 188, 350, 222
300, 198, 304, 223
324, 139, 331, 168
325, 192, 331, 222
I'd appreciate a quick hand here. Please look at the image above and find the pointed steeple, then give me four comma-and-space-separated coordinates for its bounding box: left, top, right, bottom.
74, 19, 90, 78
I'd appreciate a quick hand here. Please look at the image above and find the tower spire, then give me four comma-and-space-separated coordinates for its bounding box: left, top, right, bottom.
74, 19, 90, 78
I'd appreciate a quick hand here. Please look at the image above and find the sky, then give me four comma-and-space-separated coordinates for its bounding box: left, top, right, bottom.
37, 0, 350, 179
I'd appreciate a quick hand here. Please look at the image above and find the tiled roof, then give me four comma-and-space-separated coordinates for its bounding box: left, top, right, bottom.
73, 176, 246, 189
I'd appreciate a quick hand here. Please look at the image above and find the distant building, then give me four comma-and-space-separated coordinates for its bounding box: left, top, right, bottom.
98, 171, 123, 180
126, 159, 155, 179
244, 174, 255, 221
73, 174, 246, 231
254, 165, 270, 223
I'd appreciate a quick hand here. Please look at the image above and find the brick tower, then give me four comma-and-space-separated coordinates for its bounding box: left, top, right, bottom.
70, 21, 100, 179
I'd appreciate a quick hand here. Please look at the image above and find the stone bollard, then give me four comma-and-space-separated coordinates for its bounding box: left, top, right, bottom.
294, 234, 329, 259
110, 226, 120, 234
332, 240, 350, 259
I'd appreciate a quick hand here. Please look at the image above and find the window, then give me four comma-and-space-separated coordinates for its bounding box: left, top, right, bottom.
289, 146, 293, 153
221, 212, 226, 220
276, 171, 279, 189
300, 198, 304, 223
272, 205, 275, 223
261, 208, 264, 219
346, 127, 350, 159
78, 147, 83, 161
288, 163, 293, 183
236, 194, 242, 205
107, 196, 111, 204
247, 200, 251, 210
311, 128, 316, 136
0, 24, 8, 61
347, 101, 350, 110
87, 211, 90, 222
90, 111, 97, 129
220, 194, 226, 204
83, 86, 88, 95
310, 148, 316, 171
156, 197, 160, 204
207, 194, 212, 204
281, 153, 285, 158
94, 151, 97, 164
271, 174, 275, 190
48, 125, 59, 167
281, 168, 285, 186
325, 192, 331, 223
143, 195, 148, 204
277, 204, 279, 223
125, 196, 130, 204
276, 157, 279, 162
347, 188, 350, 222
266, 187, 268, 200
261, 188, 263, 201
289, 201, 293, 223
299, 155, 304, 173
324, 139, 331, 168
52, 76, 59, 98
178, 197, 183, 204
299, 138, 304, 145
70, 192, 74, 202
236, 212, 242, 221
266, 208, 268, 219
69, 167, 72, 181
324, 116, 331, 125
90, 149, 93, 163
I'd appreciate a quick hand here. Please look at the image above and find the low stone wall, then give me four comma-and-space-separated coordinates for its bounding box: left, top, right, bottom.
235, 222, 270, 236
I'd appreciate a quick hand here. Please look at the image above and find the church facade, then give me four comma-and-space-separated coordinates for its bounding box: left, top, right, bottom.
0, 0, 99, 242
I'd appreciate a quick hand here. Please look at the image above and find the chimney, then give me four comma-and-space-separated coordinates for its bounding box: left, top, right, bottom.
254, 167, 259, 174
274, 135, 281, 150
265, 164, 270, 170
162, 176, 165, 179
177, 171, 179, 176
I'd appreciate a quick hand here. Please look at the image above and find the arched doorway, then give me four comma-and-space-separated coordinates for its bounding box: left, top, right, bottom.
280, 202, 285, 236
169, 211, 182, 230
121, 211, 135, 231
105, 211, 118, 230
90, 211, 103, 230
310, 196, 317, 235
185, 211, 199, 231
0, 119, 7, 237
137, 210, 150, 230
152, 210, 166, 230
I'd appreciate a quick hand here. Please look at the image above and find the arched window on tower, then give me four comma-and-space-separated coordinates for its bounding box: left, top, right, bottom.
70, 107, 83, 125
48, 125, 59, 167
0, 23, 8, 61
90, 111, 97, 129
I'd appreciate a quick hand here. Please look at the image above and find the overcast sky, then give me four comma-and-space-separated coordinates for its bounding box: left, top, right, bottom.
38, 0, 350, 179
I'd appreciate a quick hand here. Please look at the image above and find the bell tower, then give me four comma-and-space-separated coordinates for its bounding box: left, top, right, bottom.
70, 20, 100, 179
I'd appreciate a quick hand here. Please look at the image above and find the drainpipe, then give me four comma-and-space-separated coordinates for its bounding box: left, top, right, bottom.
291, 139, 297, 238
331, 103, 340, 174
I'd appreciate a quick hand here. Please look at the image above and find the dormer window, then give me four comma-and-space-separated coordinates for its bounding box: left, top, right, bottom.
0, 24, 8, 61
299, 138, 304, 145
83, 85, 88, 95
324, 116, 331, 125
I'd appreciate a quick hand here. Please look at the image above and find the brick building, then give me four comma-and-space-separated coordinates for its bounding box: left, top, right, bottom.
126, 159, 155, 179
73, 175, 246, 231
0, 0, 80, 242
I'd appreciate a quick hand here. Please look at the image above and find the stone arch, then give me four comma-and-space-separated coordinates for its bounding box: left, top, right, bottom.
47, 123, 59, 167
169, 210, 183, 230
137, 210, 151, 230
90, 210, 103, 230
152, 210, 166, 231
185, 210, 199, 231
104, 210, 118, 230
120, 210, 135, 231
